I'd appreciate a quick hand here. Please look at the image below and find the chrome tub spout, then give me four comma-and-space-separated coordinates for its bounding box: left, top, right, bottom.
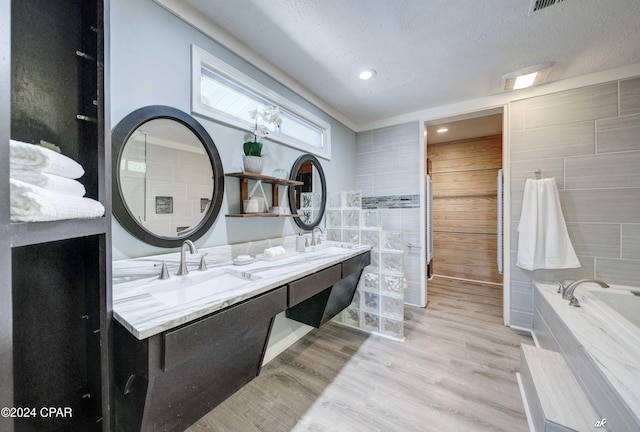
561, 279, 609, 307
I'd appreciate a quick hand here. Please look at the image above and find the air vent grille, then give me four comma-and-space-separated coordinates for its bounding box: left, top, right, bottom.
529, 0, 565, 15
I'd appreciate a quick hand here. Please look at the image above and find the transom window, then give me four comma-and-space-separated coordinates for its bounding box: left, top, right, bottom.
191, 45, 331, 159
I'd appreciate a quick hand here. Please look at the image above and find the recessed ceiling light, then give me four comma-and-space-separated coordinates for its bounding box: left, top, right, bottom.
501, 62, 554, 91
436, 127, 448, 133
359, 69, 377, 80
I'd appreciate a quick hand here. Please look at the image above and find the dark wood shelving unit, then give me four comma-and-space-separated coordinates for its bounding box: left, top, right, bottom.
1, 1, 112, 431
225, 172, 303, 217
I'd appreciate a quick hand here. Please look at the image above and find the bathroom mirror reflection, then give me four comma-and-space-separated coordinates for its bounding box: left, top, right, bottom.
112, 106, 224, 247
288, 154, 326, 230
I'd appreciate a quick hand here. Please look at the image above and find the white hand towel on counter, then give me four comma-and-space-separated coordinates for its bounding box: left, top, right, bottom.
10, 169, 86, 197
516, 178, 580, 271
263, 246, 286, 258
10, 178, 104, 222
10, 139, 85, 179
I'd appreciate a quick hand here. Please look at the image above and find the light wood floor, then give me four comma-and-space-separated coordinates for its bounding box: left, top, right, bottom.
186, 277, 533, 432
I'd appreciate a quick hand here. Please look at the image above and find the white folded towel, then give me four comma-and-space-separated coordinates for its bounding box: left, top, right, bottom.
10, 139, 85, 179
10, 178, 104, 222
263, 246, 286, 258
516, 178, 580, 271
10, 170, 86, 197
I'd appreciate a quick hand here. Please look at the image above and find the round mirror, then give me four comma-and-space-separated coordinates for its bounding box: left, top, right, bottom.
288, 154, 327, 230
112, 106, 224, 247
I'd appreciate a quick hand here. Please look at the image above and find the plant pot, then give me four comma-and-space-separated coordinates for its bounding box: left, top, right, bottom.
243, 155, 264, 174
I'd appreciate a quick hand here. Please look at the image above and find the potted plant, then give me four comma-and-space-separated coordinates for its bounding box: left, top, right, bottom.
243, 105, 282, 174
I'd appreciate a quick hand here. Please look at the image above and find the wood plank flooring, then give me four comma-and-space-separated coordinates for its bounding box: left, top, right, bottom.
186, 277, 533, 432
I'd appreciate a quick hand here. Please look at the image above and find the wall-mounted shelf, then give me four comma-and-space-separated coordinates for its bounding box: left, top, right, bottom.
226, 213, 301, 218
225, 172, 303, 217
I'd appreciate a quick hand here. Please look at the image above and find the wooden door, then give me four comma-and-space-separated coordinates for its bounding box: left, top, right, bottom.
428, 135, 502, 284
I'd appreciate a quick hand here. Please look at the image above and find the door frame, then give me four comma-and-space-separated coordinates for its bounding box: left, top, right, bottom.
420, 104, 511, 326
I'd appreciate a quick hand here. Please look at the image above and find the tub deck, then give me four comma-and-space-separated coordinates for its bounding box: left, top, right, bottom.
534, 282, 640, 431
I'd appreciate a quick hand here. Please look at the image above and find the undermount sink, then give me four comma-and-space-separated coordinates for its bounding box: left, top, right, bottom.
306, 241, 361, 252
143, 268, 261, 307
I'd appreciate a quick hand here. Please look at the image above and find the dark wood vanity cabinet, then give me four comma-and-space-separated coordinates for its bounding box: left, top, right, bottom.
1, 1, 112, 431
112, 251, 370, 432
286, 251, 371, 328
114, 286, 287, 432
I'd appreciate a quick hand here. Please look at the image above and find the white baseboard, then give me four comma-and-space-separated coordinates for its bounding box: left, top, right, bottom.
510, 324, 534, 336
530, 330, 541, 348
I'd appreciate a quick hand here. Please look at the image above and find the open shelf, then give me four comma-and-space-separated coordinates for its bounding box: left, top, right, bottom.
226, 213, 301, 218
225, 172, 303, 187
10, 217, 107, 248
225, 172, 303, 217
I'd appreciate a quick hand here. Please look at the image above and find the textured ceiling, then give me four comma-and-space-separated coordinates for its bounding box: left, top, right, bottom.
176, 0, 640, 125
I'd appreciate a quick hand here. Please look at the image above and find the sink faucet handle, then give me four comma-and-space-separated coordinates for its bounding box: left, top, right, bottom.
198, 254, 208, 271
568, 296, 580, 307
558, 279, 575, 294
159, 261, 170, 280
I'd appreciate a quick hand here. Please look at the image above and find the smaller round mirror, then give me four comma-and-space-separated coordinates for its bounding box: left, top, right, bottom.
112, 106, 224, 247
288, 154, 327, 230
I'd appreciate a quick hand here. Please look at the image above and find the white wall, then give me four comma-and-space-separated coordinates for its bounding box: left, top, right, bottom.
111, 0, 357, 260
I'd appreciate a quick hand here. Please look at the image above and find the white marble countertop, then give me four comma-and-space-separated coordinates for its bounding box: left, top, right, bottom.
535, 282, 640, 424
113, 237, 371, 340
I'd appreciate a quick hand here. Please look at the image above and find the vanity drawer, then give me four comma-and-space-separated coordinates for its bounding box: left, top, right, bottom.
163, 286, 287, 371
342, 251, 371, 277
288, 264, 341, 307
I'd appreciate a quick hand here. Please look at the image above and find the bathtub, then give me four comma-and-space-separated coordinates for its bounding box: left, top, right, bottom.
533, 281, 640, 431
580, 287, 640, 347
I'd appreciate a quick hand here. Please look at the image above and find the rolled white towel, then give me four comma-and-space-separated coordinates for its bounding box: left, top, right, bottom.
10, 178, 104, 222
10, 170, 86, 197
10, 139, 85, 179
263, 246, 286, 258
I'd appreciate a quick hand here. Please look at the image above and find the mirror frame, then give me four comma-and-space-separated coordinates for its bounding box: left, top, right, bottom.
112, 105, 224, 248
288, 154, 327, 230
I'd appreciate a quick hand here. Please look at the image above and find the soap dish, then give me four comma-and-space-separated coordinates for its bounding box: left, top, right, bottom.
233, 257, 255, 266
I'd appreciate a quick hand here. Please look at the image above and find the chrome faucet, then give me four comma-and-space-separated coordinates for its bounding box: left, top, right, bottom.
561, 279, 609, 307
177, 240, 198, 276
311, 226, 325, 246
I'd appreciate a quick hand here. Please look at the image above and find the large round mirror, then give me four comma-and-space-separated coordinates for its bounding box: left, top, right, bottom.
112, 106, 224, 247
288, 154, 327, 230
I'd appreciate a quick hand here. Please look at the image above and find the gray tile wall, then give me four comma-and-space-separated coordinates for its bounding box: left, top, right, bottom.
509, 76, 640, 329
356, 122, 422, 305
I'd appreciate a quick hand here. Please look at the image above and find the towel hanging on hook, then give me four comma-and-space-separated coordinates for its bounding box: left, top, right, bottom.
516, 177, 580, 270
524, 169, 542, 180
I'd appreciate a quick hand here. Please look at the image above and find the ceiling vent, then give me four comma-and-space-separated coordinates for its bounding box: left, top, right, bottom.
528, 0, 565, 15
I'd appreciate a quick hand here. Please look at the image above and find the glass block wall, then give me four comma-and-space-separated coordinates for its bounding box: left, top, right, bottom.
328, 191, 406, 341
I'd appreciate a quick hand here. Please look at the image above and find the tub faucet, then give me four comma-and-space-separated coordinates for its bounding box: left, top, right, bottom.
311, 226, 325, 246
561, 279, 609, 307
177, 240, 198, 276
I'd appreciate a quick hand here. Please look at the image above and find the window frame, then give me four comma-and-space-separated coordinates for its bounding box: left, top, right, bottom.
191, 45, 331, 160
